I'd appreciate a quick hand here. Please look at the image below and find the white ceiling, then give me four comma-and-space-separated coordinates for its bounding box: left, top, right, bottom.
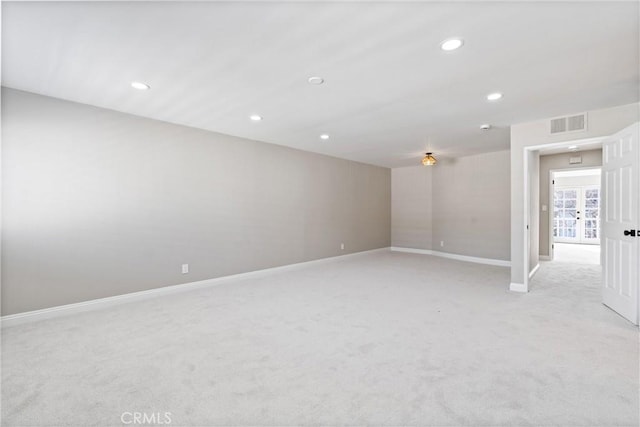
2, 1, 638, 168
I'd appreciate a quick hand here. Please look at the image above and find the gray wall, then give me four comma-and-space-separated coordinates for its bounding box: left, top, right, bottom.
539, 149, 602, 257
391, 166, 432, 249
391, 150, 511, 262
432, 150, 511, 261
1, 88, 391, 315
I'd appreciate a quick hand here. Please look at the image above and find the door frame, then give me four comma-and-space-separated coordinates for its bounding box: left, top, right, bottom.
548, 166, 602, 259
522, 136, 602, 291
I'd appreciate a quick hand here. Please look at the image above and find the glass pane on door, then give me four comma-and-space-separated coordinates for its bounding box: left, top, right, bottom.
583, 187, 600, 241
553, 189, 579, 242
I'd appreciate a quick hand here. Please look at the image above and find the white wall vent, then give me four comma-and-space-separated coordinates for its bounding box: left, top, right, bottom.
550, 118, 567, 134
549, 113, 587, 134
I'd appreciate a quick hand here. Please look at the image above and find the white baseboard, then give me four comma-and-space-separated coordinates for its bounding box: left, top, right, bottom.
539, 255, 551, 261
1, 247, 389, 328
430, 250, 511, 267
390, 247, 511, 267
510, 282, 528, 293
528, 263, 540, 279
390, 246, 433, 255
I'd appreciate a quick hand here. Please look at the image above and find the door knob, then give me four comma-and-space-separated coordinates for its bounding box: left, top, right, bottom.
624, 230, 637, 237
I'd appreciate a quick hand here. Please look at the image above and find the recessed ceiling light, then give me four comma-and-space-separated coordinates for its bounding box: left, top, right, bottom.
440, 38, 464, 51
308, 76, 324, 85
320, 134, 330, 140
487, 92, 503, 101
249, 115, 263, 121
131, 81, 150, 90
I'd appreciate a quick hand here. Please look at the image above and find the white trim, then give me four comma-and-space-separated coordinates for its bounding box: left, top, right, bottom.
528, 263, 540, 280
526, 136, 603, 153
390, 247, 511, 267
1, 248, 389, 328
390, 246, 433, 255
510, 282, 528, 293
549, 169, 556, 260
431, 250, 511, 267
523, 148, 530, 291
539, 255, 551, 261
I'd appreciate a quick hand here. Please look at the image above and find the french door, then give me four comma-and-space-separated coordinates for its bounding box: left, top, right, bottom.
553, 186, 600, 244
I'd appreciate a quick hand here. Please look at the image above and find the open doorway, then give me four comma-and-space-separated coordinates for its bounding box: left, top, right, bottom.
550, 168, 601, 265
522, 123, 638, 325
536, 147, 603, 265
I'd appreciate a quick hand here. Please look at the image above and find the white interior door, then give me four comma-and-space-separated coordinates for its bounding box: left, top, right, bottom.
602, 122, 639, 325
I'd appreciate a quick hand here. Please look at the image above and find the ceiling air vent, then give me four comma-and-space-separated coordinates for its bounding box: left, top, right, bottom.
550, 113, 587, 134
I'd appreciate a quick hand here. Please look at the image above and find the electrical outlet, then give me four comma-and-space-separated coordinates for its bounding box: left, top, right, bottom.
340, 243, 345, 250
440, 241, 444, 247
181, 264, 189, 274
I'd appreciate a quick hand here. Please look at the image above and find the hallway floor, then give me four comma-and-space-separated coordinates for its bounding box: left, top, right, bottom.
553, 243, 600, 265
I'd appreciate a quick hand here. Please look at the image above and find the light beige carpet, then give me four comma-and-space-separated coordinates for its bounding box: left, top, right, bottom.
2, 250, 637, 426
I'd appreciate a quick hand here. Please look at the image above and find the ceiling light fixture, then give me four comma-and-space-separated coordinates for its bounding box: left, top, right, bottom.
440, 38, 464, 51
487, 92, 503, 101
249, 115, 263, 121
320, 134, 330, 140
422, 152, 437, 166
480, 124, 492, 131
568, 145, 578, 150
131, 81, 150, 90
308, 76, 324, 85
